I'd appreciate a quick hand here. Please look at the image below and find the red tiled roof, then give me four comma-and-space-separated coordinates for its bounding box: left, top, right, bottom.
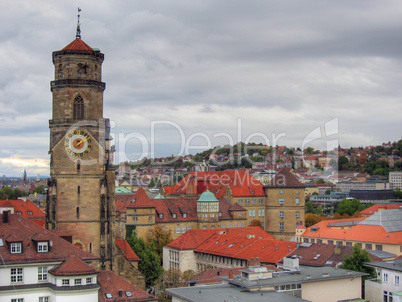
62, 38, 94, 51
302, 218, 402, 245
195, 234, 296, 264
0, 213, 98, 264
0, 199, 45, 221
49, 254, 98, 276
98, 270, 157, 302
228, 203, 247, 211
164, 171, 266, 197
360, 204, 401, 216
265, 168, 306, 188
115, 239, 140, 261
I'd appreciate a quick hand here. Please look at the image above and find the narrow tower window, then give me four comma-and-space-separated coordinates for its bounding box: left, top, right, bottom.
77, 160, 81, 172
73, 96, 84, 119
76, 207, 80, 218
78, 186, 80, 194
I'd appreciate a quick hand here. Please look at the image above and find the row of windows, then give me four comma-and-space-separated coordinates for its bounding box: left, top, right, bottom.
280, 189, 300, 194
11, 267, 93, 285
279, 198, 300, 204
383, 273, 399, 285
12, 299, 48, 302
279, 211, 300, 218
302, 238, 384, 251
176, 226, 192, 234
196, 253, 247, 267
62, 277, 94, 285
238, 198, 264, 204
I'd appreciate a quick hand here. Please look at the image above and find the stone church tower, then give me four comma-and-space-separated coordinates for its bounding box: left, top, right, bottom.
46, 18, 115, 270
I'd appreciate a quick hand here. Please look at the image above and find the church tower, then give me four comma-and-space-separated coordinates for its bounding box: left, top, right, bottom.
46, 10, 115, 270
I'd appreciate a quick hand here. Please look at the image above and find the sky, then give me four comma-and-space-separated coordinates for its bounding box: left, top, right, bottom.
0, 0, 401, 177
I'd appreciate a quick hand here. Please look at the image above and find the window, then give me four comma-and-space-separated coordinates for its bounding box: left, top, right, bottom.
346, 242, 352, 246
366, 243, 372, 250
28, 211, 33, 215
233, 224, 237, 228
73, 95, 84, 119
227, 224, 232, 228
203, 225, 207, 229
296, 198, 300, 204
105, 293, 113, 299
259, 198, 264, 204
296, 211, 300, 218
279, 222, 284, 231
327, 240, 334, 245
296, 190, 299, 194
37, 242, 48, 253
11, 299, 24, 302
279, 198, 284, 204
239, 224, 243, 227
245, 199, 250, 204
375, 244, 383, 251
78, 186, 80, 194
148, 216, 152, 222
38, 267, 48, 281
133, 217, 138, 223
176, 227, 181, 233
126, 291, 133, 297
279, 211, 284, 218
238, 199, 243, 204
11, 268, 23, 283
336, 241, 343, 246
76, 207, 80, 219
183, 213, 187, 218
75, 278, 82, 285
210, 214, 215, 217
218, 212, 222, 217
39, 297, 49, 302
249, 209, 255, 217
187, 226, 192, 231
159, 213, 163, 218
280, 189, 283, 194
11, 242, 22, 254
86, 277, 93, 284
395, 276, 400, 285
252, 199, 257, 204
182, 226, 186, 233
238, 212, 242, 216
172, 213, 177, 218
62, 279, 70, 285
383, 273, 388, 282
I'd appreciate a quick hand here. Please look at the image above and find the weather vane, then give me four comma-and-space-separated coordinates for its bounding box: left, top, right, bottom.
76, 7, 82, 39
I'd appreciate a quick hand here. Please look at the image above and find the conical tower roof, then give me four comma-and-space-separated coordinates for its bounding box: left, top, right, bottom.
62, 38, 94, 51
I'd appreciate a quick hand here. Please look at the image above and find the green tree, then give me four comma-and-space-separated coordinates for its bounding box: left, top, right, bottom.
34, 185, 46, 194
338, 156, 349, 171
146, 225, 173, 261
335, 199, 366, 216
155, 269, 195, 302
342, 244, 376, 298
127, 233, 163, 288
250, 219, 262, 228
305, 201, 315, 214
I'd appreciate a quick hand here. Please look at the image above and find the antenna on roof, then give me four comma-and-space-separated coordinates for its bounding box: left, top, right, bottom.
76, 7, 82, 39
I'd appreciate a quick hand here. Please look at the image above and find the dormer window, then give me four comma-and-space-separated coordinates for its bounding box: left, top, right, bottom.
159, 214, 163, 218
10, 242, 22, 254
105, 293, 113, 299
172, 213, 177, 218
183, 213, 187, 218
37, 242, 49, 253
28, 211, 33, 215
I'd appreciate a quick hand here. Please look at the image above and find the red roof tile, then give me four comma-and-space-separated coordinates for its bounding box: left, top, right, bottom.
360, 204, 401, 216
98, 270, 157, 302
195, 234, 296, 264
62, 38, 94, 51
0, 199, 45, 221
164, 171, 265, 197
265, 168, 306, 188
49, 254, 98, 276
0, 213, 98, 264
115, 239, 140, 261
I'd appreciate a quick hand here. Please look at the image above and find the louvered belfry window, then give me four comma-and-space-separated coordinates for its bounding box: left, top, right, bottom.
73, 95, 84, 119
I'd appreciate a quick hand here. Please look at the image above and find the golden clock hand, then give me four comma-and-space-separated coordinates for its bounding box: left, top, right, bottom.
76, 136, 89, 147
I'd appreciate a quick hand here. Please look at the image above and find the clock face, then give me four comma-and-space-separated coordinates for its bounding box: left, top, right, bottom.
64, 129, 93, 158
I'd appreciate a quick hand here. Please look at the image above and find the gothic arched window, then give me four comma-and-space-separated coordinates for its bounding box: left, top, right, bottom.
73, 95, 84, 119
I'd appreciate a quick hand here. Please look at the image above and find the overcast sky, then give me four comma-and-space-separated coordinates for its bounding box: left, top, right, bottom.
1, 0, 402, 177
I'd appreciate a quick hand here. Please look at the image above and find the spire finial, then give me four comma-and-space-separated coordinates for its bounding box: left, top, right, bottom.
76, 7, 82, 39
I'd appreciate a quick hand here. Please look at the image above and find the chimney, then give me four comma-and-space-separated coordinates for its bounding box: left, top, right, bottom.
248, 257, 261, 267
228, 270, 233, 280
119, 289, 123, 297
2, 211, 9, 224
186, 175, 197, 196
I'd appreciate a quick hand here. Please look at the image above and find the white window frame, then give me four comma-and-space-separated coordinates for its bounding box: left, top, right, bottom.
279, 222, 284, 231
62, 279, 70, 285
182, 226, 186, 233
11, 299, 24, 302
39, 297, 49, 302
176, 227, 181, 234
38, 267, 48, 281
279, 198, 284, 204
296, 198, 300, 204
86, 277, 93, 284
279, 211, 284, 218
11, 242, 22, 254
383, 273, 388, 282
172, 213, 177, 218
37, 242, 48, 253
74, 278, 82, 285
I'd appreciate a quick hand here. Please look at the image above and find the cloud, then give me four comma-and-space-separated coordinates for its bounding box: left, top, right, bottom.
1, 0, 402, 176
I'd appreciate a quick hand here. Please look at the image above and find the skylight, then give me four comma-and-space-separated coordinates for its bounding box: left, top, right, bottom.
105, 293, 112, 299
126, 291, 132, 297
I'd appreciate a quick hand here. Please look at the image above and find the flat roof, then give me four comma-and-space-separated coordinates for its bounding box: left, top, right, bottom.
218, 266, 367, 289
364, 259, 402, 273
166, 284, 309, 302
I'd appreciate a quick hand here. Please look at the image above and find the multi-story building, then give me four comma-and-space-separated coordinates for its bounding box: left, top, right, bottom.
162, 227, 296, 273
0, 212, 155, 302
389, 171, 402, 189
264, 168, 306, 240
365, 258, 402, 302
167, 257, 368, 302
0, 199, 45, 226
298, 209, 402, 256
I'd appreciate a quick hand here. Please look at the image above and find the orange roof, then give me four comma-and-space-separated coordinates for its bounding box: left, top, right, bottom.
302, 218, 402, 245
115, 239, 140, 261
62, 38, 94, 51
49, 255, 98, 276
165, 171, 265, 197
195, 234, 296, 264
0, 199, 45, 220
360, 204, 401, 216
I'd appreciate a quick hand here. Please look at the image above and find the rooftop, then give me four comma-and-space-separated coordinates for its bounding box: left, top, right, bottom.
364, 258, 402, 273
